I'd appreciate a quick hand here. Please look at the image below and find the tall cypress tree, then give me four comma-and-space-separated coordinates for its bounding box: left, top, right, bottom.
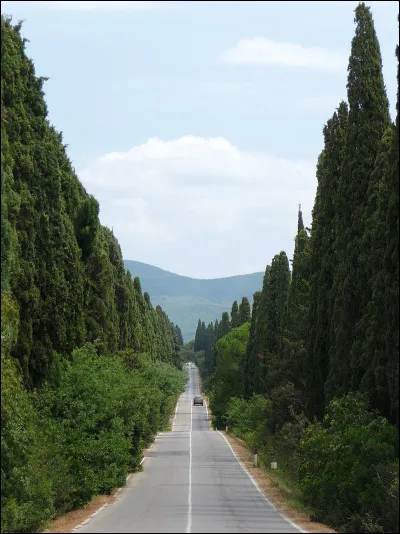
252, 265, 271, 394
230, 301, 240, 329
194, 319, 201, 352
326, 3, 390, 403
281, 207, 311, 391
219, 312, 231, 338
238, 296, 251, 326
243, 290, 261, 398
305, 103, 348, 419
385, 35, 399, 428
262, 251, 291, 393
355, 125, 395, 416
251, 253, 290, 395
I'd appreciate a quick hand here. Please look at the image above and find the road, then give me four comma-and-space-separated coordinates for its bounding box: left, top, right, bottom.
77, 366, 304, 533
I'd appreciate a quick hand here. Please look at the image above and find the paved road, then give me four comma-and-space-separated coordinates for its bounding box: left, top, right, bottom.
77, 366, 304, 533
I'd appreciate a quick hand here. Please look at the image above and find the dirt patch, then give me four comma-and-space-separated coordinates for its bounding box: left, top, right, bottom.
221, 431, 336, 533
42, 493, 117, 533
41, 468, 141, 532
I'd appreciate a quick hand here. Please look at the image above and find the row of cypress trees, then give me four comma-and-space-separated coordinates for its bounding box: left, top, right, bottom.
1, 14, 187, 533
1, 15, 183, 391
195, 2, 398, 431
192, 7, 398, 530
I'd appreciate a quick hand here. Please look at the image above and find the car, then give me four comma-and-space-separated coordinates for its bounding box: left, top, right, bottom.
193, 396, 204, 406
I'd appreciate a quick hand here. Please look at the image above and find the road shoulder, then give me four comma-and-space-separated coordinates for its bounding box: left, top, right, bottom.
41, 448, 150, 533
220, 431, 336, 534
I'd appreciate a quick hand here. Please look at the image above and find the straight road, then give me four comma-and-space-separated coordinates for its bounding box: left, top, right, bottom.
77, 366, 304, 533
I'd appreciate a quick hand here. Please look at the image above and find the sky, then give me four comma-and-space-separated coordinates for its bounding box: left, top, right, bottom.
2, 1, 399, 279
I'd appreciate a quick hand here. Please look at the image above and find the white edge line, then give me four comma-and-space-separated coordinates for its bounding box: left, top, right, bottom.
172, 396, 179, 430
217, 431, 307, 534
70, 504, 108, 532
204, 398, 209, 422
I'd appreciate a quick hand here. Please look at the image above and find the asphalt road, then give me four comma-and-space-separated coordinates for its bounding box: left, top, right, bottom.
77, 366, 304, 533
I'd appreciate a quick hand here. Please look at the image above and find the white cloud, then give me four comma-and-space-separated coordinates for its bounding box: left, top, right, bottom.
16, 1, 162, 11
218, 37, 347, 70
78, 136, 317, 276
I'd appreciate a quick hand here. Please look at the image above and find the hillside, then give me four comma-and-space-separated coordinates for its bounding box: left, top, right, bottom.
123, 260, 264, 341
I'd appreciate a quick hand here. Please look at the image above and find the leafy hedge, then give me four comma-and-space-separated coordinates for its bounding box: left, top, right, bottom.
298, 393, 398, 533
1, 344, 185, 533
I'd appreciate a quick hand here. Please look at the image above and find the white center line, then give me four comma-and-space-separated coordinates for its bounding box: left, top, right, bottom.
186, 373, 193, 533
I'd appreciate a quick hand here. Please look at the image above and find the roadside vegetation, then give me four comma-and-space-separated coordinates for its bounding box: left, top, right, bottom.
1, 15, 185, 533
193, 4, 399, 533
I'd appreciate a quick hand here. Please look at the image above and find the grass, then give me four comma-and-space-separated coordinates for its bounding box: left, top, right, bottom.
257, 457, 309, 515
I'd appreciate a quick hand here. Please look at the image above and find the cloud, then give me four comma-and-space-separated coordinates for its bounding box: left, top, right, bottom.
17, 1, 162, 11
218, 37, 347, 70
78, 136, 317, 276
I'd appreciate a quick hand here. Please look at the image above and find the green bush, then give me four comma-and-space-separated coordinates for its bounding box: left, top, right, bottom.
298, 393, 399, 533
1, 355, 54, 533
1, 343, 186, 532
226, 394, 271, 450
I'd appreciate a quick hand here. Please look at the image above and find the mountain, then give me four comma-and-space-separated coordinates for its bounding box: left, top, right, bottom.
123, 260, 264, 342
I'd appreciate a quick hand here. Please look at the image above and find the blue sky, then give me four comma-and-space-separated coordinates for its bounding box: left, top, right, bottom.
2, 0, 399, 278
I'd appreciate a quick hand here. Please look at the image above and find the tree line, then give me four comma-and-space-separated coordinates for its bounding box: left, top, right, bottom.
1, 15, 185, 533
193, 4, 399, 532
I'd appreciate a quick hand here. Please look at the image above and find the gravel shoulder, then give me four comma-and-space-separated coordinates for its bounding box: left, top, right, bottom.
220, 430, 336, 533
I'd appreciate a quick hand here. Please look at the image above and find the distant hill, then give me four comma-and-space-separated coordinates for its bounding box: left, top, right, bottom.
123, 260, 264, 342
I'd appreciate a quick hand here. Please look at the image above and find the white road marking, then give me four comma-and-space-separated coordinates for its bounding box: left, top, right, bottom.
70, 504, 108, 532
172, 397, 179, 431
186, 374, 193, 533
217, 432, 307, 533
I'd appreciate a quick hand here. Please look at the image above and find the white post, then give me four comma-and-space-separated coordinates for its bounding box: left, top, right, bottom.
254, 453, 258, 468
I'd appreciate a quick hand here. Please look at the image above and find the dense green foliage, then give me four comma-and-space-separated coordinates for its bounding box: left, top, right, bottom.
207, 323, 250, 428
193, 5, 399, 532
1, 16, 185, 533
298, 394, 398, 533
1, 345, 185, 533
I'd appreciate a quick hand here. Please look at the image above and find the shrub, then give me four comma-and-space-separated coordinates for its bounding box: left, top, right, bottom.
226, 394, 271, 450
1, 343, 186, 532
1, 355, 54, 533
298, 393, 398, 533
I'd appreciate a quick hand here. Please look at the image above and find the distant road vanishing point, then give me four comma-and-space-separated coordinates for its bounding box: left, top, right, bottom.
77, 367, 305, 533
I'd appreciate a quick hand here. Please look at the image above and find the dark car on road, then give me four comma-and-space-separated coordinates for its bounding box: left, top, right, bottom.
193, 396, 204, 406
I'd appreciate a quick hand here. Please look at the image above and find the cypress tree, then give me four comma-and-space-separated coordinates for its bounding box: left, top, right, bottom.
305, 102, 348, 419
281, 207, 311, 391
262, 251, 291, 393
204, 322, 214, 374
194, 319, 201, 352
238, 296, 251, 326
243, 290, 261, 398
230, 300, 240, 329
219, 311, 231, 338
326, 3, 390, 403
252, 264, 271, 394
385, 35, 399, 428
355, 125, 395, 416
